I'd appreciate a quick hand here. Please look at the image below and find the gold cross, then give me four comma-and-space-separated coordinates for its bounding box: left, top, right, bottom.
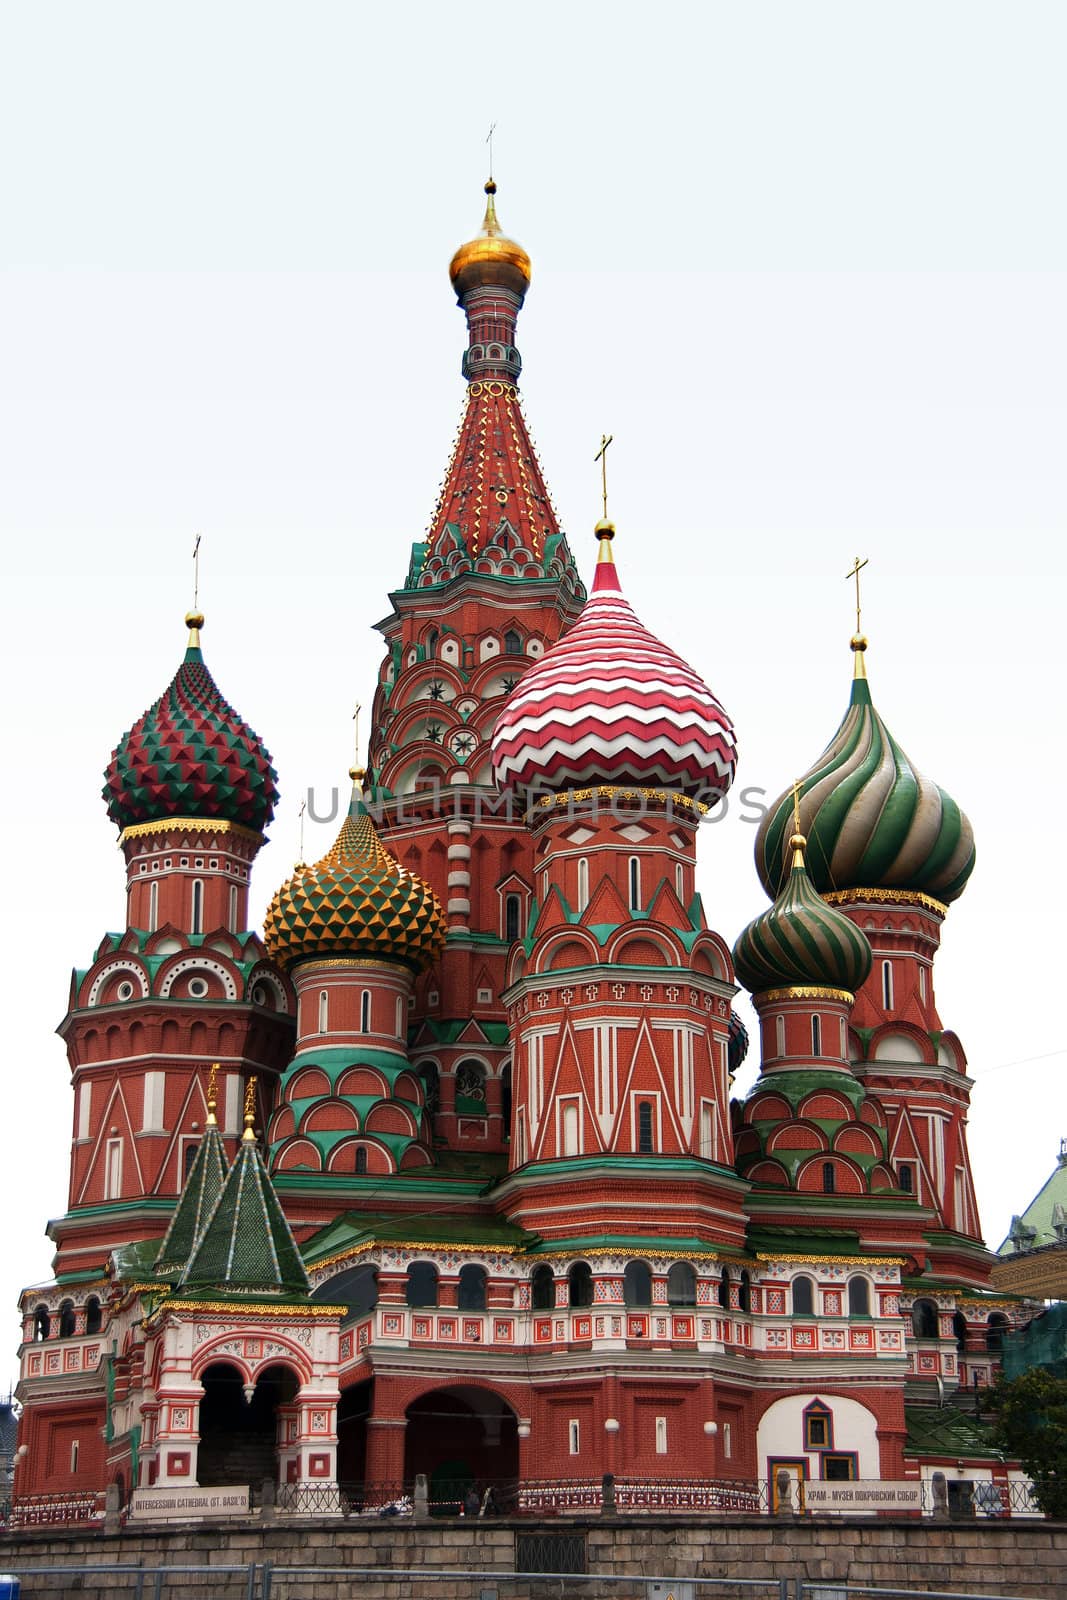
791, 778, 802, 838
486, 122, 496, 180
594, 433, 614, 521
846, 554, 869, 635
298, 798, 307, 864
352, 702, 362, 770
192, 533, 202, 610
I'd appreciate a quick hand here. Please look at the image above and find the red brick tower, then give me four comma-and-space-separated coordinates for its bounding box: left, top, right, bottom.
367, 181, 586, 1154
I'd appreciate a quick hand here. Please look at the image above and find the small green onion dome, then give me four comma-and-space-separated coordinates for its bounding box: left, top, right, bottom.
264, 780, 446, 973
734, 835, 873, 998
754, 644, 976, 904
103, 613, 278, 834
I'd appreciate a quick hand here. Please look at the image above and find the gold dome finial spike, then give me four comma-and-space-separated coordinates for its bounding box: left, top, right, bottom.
485, 121, 496, 185
206, 1063, 219, 1126
186, 534, 204, 647
846, 554, 869, 679
790, 780, 807, 868
242, 1076, 257, 1143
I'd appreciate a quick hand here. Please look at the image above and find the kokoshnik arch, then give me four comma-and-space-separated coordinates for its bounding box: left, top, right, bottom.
14, 179, 1029, 1512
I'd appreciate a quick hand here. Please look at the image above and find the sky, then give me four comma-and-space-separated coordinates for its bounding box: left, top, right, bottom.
1, 1, 1064, 1385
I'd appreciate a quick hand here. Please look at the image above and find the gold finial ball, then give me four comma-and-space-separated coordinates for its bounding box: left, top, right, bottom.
185, 609, 205, 630
349, 765, 366, 784
594, 518, 616, 541
850, 633, 868, 653
485, 178, 497, 195
790, 832, 807, 851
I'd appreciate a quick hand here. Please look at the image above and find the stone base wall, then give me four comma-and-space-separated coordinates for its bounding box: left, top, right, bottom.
0, 1515, 1065, 1599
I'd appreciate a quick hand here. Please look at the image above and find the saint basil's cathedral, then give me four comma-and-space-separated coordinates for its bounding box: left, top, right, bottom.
14, 182, 1029, 1515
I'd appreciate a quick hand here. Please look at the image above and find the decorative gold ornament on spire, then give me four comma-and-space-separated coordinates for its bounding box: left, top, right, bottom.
449, 178, 532, 297
242, 1076, 257, 1143
186, 535, 204, 647
594, 433, 616, 560
206, 1063, 219, 1126
846, 554, 869, 678
789, 779, 807, 868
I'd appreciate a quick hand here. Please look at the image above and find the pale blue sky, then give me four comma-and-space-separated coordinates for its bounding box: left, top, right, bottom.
1, 1, 1064, 1377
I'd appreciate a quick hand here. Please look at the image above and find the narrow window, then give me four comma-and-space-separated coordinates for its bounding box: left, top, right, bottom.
505, 893, 521, 943
148, 880, 159, 932
568, 1262, 593, 1308
667, 1262, 696, 1307
504, 628, 521, 655
355, 1147, 368, 1175
986, 1313, 1008, 1353
104, 1138, 123, 1200
739, 1270, 751, 1313
458, 1264, 487, 1311
717, 1268, 730, 1309
811, 1014, 822, 1056
722, 1422, 732, 1459
882, 960, 894, 1010
898, 1164, 914, 1194
562, 1102, 580, 1157
361, 990, 371, 1032
624, 1261, 652, 1306
229, 884, 239, 932
70, 1440, 80, 1474
822, 1161, 836, 1194
848, 1277, 870, 1317
569, 1419, 580, 1456
628, 856, 641, 911
396, 996, 405, 1037
406, 1262, 439, 1308
77, 1082, 92, 1142
655, 1417, 668, 1455
912, 1298, 938, 1339
58, 1300, 76, 1338
638, 1101, 654, 1154
427, 628, 439, 654
318, 990, 328, 1033
675, 863, 684, 901
33, 1305, 49, 1342
792, 1275, 814, 1316
531, 1265, 555, 1310
577, 857, 589, 912
775, 1015, 786, 1057
918, 965, 927, 1002
191, 879, 203, 936
541, 870, 549, 899
141, 1071, 164, 1133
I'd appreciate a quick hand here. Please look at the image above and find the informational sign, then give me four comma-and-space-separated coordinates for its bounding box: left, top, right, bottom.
804, 1480, 922, 1514
646, 1585, 695, 1600
130, 1485, 250, 1520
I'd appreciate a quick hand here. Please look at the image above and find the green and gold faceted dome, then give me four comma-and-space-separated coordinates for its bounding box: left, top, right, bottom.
264, 783, 446, 973
754, 643, 976, 906
734, 835, 873, 999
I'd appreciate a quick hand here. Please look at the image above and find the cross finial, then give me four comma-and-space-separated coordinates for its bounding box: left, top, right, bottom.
789, 778, 807, 867
594, 433, 614, 522
242, 1076, 257, 1142
791, 778, 802, 837
485, 123, 496, 182
206, 1062, 219, 1124
846, 554, 869, 636
349, 703, 365, 783
297, 797, 307, 866
192, 534, 201, 611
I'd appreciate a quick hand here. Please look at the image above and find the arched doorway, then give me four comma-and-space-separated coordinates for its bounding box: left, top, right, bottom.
404, 1385, 518, 1510
337, 1379, 373, 1485
197, 1361, 299, 1487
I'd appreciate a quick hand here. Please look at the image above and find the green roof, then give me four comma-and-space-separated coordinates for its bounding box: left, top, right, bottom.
904, 1406, 1001, 1461
303, 1209, 530, 1265
998, 1146, 1067, 1255
155, 1118, 226, 1276
181, 1135, 309, 1296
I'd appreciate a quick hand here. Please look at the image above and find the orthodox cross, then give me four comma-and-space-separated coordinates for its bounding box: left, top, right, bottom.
846, 554, 869, 635
206, 1062, 218, 1114
594, 433, 614, 521
486, 123, 496, 181
791, 778, 803, 837
297, 797, 307, 864
192, 533, 202, 609
352, 702, 362, 771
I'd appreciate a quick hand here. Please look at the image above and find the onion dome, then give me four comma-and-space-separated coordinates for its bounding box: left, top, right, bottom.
734, 834, 873, 999
755, 640, 976, 904
263, 776, 446, 972
103, 612, 278, 834
449, 179, 532, 299
491, 525, 737, 803
728, 1010, 750, 1076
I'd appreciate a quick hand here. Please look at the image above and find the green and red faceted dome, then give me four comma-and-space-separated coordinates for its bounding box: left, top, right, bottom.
734, 834, 873, 999
755, 642, 976, 906
103, 613, 278, 834
264, 780, 447, 973
491, 529, 738, 803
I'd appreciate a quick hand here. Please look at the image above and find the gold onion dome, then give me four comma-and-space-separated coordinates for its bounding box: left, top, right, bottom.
263, 784, 446, 973
449, 180, 532, 298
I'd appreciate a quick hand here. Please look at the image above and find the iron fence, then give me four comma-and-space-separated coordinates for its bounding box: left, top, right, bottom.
1, 1488, 104, 1528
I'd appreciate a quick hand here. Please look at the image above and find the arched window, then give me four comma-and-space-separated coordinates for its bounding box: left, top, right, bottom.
531, 1264, 555, 1310
58, 1300, 76, 1338
986, 1312, 1009, 1353
952, 1311, 968, 1353
577, 857, 589, 912
568, 1262, 593, 1308
426, 629, 439, 655
360, 990, 371, 1033
717, 1268, 730, 1309
405, 1262, 439, 1308
912, 1298, 939, 1339
505, 894, 521, 943
84, 1296, 103, 1335
229, 884, 239, 932
811, 1015, 821, 1056
792, 1275, 814, 1316
190, 879, 204, 936
503, 628, 521, 655
458, 1264, 487, 1311
455, 1059, 487, 1114
396, 996, 405, 1037
33, 1304, 50, 1342
638, 1101, 654, 1154
501, 1062, 512, 1136
848, 1277, 870, 1317
624, 1262, 652, 1307
419, 1062, 440, 1117
148, 880, 159, 932
184, 1141, 198, 1179
898, 1163, 914, 1194
739, 1270, 751, 1313
667, 1262, 696, 1307
355, 1147, 368, 1175
675, 863, 685, 901
882, 960, 894, 1010
318, 990, 328, 1033
775, 1015, 786, 1057
822, 1161, 836, 1194
628, 856, 641, 911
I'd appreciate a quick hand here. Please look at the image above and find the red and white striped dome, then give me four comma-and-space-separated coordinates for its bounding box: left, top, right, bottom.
491, 531, 737, 802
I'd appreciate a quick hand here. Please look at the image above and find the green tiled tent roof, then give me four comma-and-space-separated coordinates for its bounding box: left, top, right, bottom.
155, 1115, 226, 1276
180, 1132, 309, 1296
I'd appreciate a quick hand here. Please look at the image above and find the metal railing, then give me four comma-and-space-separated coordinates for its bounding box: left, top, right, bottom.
1, 1488, 104, 1527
